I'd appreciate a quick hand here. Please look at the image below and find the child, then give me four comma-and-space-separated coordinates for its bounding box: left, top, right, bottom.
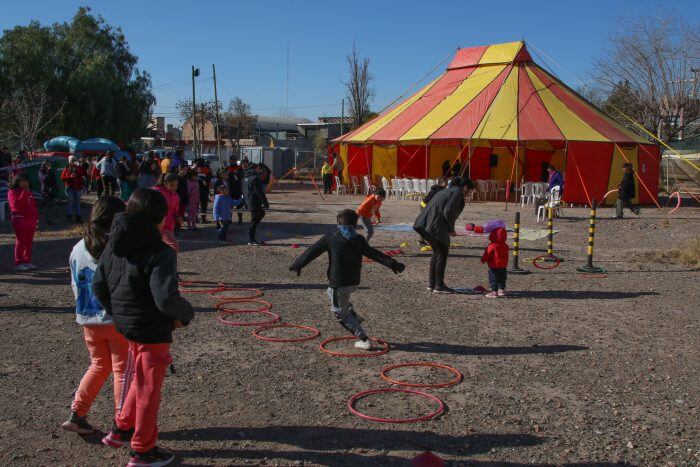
195, 160, 212, 223
93, 187, 194, 467
186, 170, 200, 230
289, 209, 405, 349
8, 173, 38, 271
356, 188, 385, 243
213, 185, 234, 243
154, 173, 180, 251
63, 196, 128, 434
480, 227, 509, 298
175, 166, 190, 233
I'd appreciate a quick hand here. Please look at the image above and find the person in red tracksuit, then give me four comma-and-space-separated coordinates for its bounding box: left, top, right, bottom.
61, 156, 87, 225
8, 173, 39, 271
480, 227, 509, 298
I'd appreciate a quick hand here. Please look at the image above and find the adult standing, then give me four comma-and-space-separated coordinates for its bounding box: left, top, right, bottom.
160, 152, 172, 174
241, 159, 269, 246
61, 156, 87, 225
332, 153, 344, 182
137, 156, 158, 188
413, 177, 475, 293
38, 160, 57, 226
321, 159, 333, 194
117, 156, 136, 201
614, 163, 641, 218
227, 160, 244, 225
96, 152, 118, 197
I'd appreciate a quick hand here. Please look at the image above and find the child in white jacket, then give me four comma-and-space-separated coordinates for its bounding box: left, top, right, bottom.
63, 196, 128, 434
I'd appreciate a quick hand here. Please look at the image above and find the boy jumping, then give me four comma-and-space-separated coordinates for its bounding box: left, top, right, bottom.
289, 209, 405, 349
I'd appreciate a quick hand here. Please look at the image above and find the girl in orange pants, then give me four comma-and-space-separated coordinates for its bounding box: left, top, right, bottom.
63, 196, 128, 433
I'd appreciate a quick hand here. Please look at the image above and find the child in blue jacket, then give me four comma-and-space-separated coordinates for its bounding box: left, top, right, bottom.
213, 185, 235, 243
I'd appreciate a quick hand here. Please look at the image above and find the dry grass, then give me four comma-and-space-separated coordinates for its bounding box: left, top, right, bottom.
637, 237, 700, 268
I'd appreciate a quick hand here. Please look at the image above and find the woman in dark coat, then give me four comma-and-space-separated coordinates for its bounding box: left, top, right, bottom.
38, 160, 57, 225
413, 177, 474, 293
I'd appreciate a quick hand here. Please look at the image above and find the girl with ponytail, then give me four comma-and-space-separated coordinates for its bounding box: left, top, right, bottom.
63, 196, 128, 434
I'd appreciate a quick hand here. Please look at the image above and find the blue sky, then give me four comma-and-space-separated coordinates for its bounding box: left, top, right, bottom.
2, 0, 698, 127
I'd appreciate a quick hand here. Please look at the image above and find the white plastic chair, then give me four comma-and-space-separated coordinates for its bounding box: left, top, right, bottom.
363, 175, 376, 195
334, 176, 347, 195
349, 176, 362, 195
520, 182, 535, 206
489, 180, 505, 200
381, 177, 390, 195
475, 179, 489, 201
389, 178, 402, 199
537, 186, 563, 222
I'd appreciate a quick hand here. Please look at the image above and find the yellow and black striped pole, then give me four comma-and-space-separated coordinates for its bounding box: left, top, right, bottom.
543, 206, 560, 262
509, 211, 530, 274
577, 199, 606, 273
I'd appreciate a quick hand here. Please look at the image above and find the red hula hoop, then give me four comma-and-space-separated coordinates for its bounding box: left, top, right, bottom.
216, 309, 280, 326
179, 281, 226, 294
252, 323, 320, 342
532, 255, 561, 270
347, 388, 445, 423
319, 336, 389, 358
380, 362, 463, 388
210, 287, 264, 300
215, 299, 272, 313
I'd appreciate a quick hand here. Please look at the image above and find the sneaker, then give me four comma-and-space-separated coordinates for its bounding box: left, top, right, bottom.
433, 286, 455, 294
61, 411, 94, 434
14, 264, 30, 272
635, 209, 642, 217
497, 289, 507, 297
248, 241, 261, 246
126, 446, 175, 467
485, 291, 498, 298
102, 425, 134, 448
426, 286, 435, 292
354, 339, 372, 350
25, 263, 36, 270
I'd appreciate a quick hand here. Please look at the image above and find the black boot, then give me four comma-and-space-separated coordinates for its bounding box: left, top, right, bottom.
237, 212, 243, 225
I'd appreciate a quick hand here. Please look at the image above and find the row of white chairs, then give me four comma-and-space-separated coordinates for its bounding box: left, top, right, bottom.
520, 182, 550, 207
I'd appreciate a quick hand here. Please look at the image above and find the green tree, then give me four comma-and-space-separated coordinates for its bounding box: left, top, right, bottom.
0, 7, 155, 148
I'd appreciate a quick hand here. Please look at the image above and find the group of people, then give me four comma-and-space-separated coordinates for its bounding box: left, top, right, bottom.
5, 147, 278, 271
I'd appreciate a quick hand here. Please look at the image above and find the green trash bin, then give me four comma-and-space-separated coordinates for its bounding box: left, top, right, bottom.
26, 157, 69, 201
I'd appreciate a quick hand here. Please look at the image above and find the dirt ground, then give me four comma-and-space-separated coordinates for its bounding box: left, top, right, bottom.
0, 185, 698, 466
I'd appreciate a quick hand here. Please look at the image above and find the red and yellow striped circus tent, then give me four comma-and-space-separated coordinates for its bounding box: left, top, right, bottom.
332, 41, 660, 205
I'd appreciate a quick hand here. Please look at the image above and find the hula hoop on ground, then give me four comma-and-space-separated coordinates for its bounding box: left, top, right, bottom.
210, 287, 264, 301
252, 323, 320, 342
347, 388, 445, 423
380, 362, 463, 388
668, 191, 681, 214
215, 299, 272, 313
216, 309, 281, 327
532, 255, 561, 270
319, 336, 389, 358
179, 281, 226, 294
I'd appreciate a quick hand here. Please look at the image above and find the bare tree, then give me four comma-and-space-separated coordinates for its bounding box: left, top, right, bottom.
175, 98, 220, 145
0, 83, 65, 150
344, 43, 375, 129
591, 15, 700, 142
222, 97, 256, 153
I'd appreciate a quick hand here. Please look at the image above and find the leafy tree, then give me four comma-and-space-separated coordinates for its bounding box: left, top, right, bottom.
222, 97, 256, 150
0, 7, 155, 148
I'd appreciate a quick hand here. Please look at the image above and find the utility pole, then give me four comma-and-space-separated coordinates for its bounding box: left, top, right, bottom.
285, 41, 290, 116
201, 103, 206, 155
212, 64, 222, 165
341, 98, 345, 135
191, 66, 200, 158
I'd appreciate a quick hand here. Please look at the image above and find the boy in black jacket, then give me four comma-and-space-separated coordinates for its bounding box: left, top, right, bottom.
289, 209, 405, 350
93, 187, 194, 467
